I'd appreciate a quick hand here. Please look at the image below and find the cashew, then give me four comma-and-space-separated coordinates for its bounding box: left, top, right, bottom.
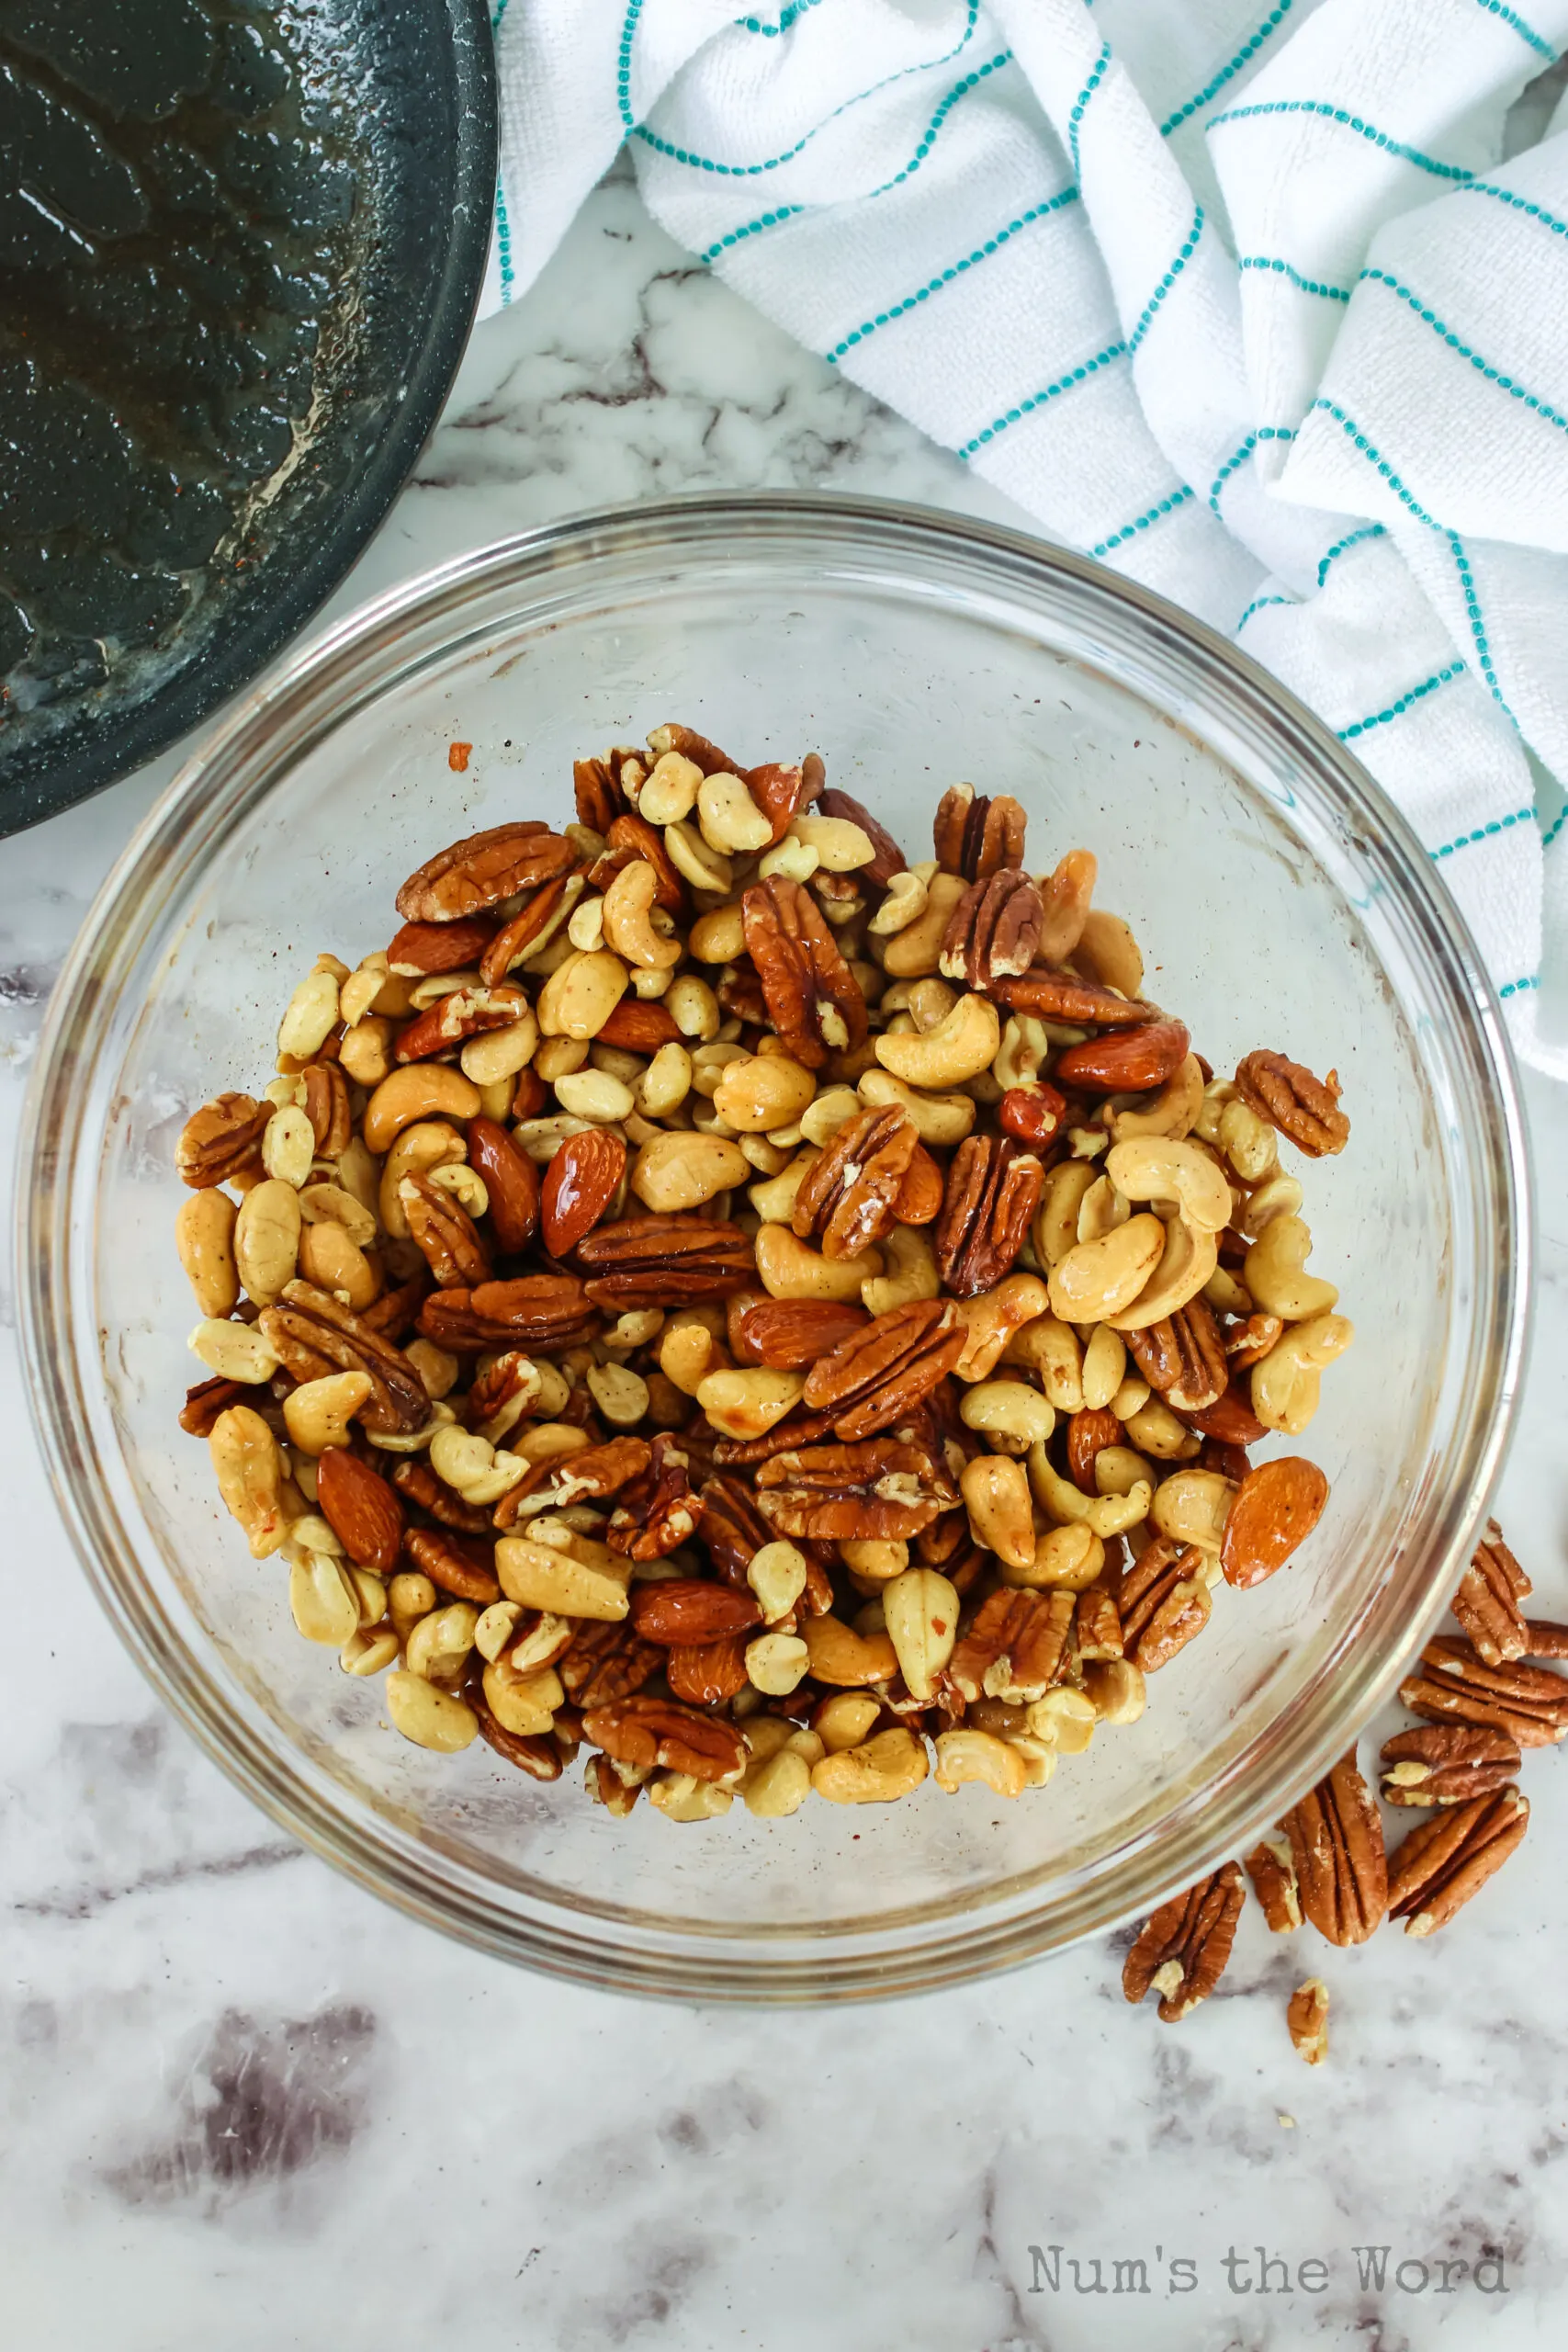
713, 1053, 817, 1133
788, 813, 874, 871
960, 1455, 1035, 1568
878, 871, 967, 977
952, 1274, 1049, 1381
959, 1380, 1055, 1453
1028, 1440, 1151, 1535
1002, 1521, 1105, 1592
1003, 1313, 1083, 1411
665, 819, 734, 893
1251, 1313, 1354, 1434
1237, 1170, 1304, 1237
933, 1728, 1028, 1798
361, 1064, 479, 1155
1076, 907, 1145, 1000
175, 1189, 240, 1317
857, 1068, 976, 1147
602, 860, 682, 971
801, 1613, 899, 1687
861, 1224, 939, 1317
1150, 1467, 1237, 1552
1048, 1214, 1166, 1325
1217, 1096, 1279, 1182
757, 1223, 881, 1303
461, 1010, 541, 1087
298, 1218, 379, 1311
378, 1119, 465, 1238
1080, 1323, 1126, 1411
209, 1405, 288, 1557
407, 1601, 481, 1686
188, 1318, 279, 1384
1078, 1173, 1132, 1248
495, 1534, 631, 1621
1083, 1657, 1146, 1724
1123, 1397, 1201, 1461
537, 949, 630, 1040
697, 1367, 806, 1440
840, 1539, 908, 1584
386, 1670, 479, 1753
695, 770, 773, 855
993, 1013, 1049, 1092
1027, 1686, 1097, 1753
284, 1372, 373, 1454
811, 1693, 883, 1753
1244, 1215, 1339, 1321
1110, 1054, 1204, 1143
1105, 1137, 1232, 1235
741, 1741, 814, 1811
867, 869, 928, 936
1106, 1217, 1219, 1330
632, 1131, 750, 1212
874, 993, 999, 1090
298, 1181, 377, 1248
481, 1656, 562, 1734
882, 1568, 960, 1701
811, 1727, 929, 1804
1033, 1160, 1099, 1268
637, 751, 703, 825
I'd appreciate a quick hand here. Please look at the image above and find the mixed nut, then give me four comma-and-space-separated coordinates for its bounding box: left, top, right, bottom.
1124, 1519, 1551, 2063
175, 721, 1354, 1826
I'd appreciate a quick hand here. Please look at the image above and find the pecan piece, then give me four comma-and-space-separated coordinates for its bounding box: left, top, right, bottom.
933, 1135, 1043, 1297
575, 1216, 754, 1309
478, 870, 586, 986
573, 754, 631, 832
389, 1457, 493, 1534
1113, 1537, 1212, 1671
257, 1280, 430, 1434
1126, 1297, 1226, 1414
1244, 1833, 1302, 1932
1387, 1786, 1528, 1935
1451, 1522, 1531, 1666
791, 1105, 919, 1260
180, 1374, 245, 1437
606, 1434, 697, 1560
542, 1129, 626, 1258
558, 1620, 662, 1708
393, 983, 530, 1066
1380, 1724, 1521, 1806
1280, 1749, 1387, 1945
988, 970, 1156, 1027
1288, 1980, 1330, 2065
646, 719, 739, 776
947, 1588, 1074, 1702
931, 783, 1026, 881
1122, 1862, 1244, 2022
300, 1061, 352, 1158
492, 1434, 651, 1527
1235, 1049, 1349, 1158
756, 1439, 957, 1542
581, 1693, 747, 1784
712, 1407, 840, 1466
814, 787, 908, 889
667, 1634, 751, 1706
802, 1301, 965, 1442
1054, 1020, 1191, 1094
998, 1082, 1068, 1152
357, 1270, 431, 1342
471, 1692, 565, 1781
1074, 1580, 1122, 1659
939, 868, 1043, 988
737, 1298, 871, 1370
1400, 1636, 1568, 1747
583, 1751, 646, 1815
1219, 1456, 1329, 1590
745, 751, 823, 844
316, 1447, 404, 1573
696, 1475, 775, 1587
386, 914, 500, 977
175, 1092, 272, 1189
396, 823, 577, 922
1525, 1620, 1568, 1657
403, 1524, 502, 1606
401, 1171, 493, 1287
416, 1274, 596, 1354
466, 1115, 540, 1254
741, 876, 867, 1069
1066, 1407, 1121, 1494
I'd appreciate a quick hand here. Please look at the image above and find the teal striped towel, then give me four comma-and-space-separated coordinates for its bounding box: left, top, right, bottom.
486, 0, 1568, 1077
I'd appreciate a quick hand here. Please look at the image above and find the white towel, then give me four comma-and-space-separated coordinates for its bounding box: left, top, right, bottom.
485, 0, 1568, 1079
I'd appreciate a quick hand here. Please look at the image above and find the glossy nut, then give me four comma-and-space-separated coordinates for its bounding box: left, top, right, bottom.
631, 1130, 750, 1212
494, 1534, 630, 1622
1105, 1137, 1232, 1233
277, 966, 340, 1060
933, 1728, 1028, 1798
787, 814, 874, 871
1028, 1441, 1151, 1536
481, 1657, 562, 1734
260, 1103, 314, 1186
637, 751, 704, 826
874, 993, 999, 1090
1004, 1314, 1083, 1411
959, 1380, 1055, 1453
812, 1692, 883, 1753
406, 1601, 480, 1685
811, 1727, 929, 1804
209, 1405, 288, 1558
748, 1539, 809, 1622
536, 949, 630, 1040
882, 1567, 959, 1701
756, 1224, 881, 1304
856, 1069, 976, 1147
950, 1273, 1049, 1381
283, 1371, 374, 1455
288, 1554, 362, 1645
860, 1226, 939, 1317
1110, 1054, 1204, 1144
1251, 1313, 1354, 1434
385, 1669, 479, 1753
636, 1042, 694, 1118
1244, 1216, 1339, 1322
299, 1180, 377, 1247
1149, 1467, 1237, 1552
460, 1010, 540, 1086
801, 1613, 900, 1686
363, 1066, 480, 1155
697, 771, 773, 855
744, 1632, 811, 1696
1027, 1686, 1097, 1754
879, 871, 967, 977
741, 1746, 814, 1815
175, 1189, 240, 1317
1080, 1323, 1127, 1412
1002, 1521, 1105, 1592
1048, 1215, 1166, 1326
1106, 1218, 1220, 1332
602, 861, 682, 971
1033, 1161, 1099, 1269
1083, 1657, 1146, 1724
188, 1317, 279, 1384
698, 1367, 806, 1440
960, 1455, 1035, 1570
713, 1054, 818, 1134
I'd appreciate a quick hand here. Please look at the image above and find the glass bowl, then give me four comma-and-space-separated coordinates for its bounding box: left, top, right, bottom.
18, 494, 1530, 2002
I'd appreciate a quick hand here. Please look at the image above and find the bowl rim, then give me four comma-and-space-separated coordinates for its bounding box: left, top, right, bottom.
17, 491, 1533, 2001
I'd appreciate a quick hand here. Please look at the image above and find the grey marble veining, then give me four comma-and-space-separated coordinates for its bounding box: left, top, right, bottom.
4, 173, 1568, 2351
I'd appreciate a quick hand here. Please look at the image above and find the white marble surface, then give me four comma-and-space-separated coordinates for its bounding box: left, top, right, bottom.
6, 173, 1568, 2350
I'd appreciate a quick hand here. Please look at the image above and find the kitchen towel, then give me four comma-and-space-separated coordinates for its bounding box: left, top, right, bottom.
484, 0, 1568, 1080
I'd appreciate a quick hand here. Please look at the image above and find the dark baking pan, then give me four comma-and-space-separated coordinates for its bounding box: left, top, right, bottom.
0, 0, 495, 835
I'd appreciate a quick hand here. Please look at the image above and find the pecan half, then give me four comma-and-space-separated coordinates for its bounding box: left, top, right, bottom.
628, 1578, 762, 1645
939, 868, 1043, 988
393, 983, 530, 1066
1451, 1522, 1531, 1666
932, 784, 1026, 881
1074, 1580, 1122, 1659
1054, 1020, 1191, 1094
180, 1374, 245, 1436
542, 1129, 626, 1259
396, 823, 577, 922
745, 752, 823, 844
712, 1407, 840, 1466
558, 1620, 662, 1708
1235, 1050, 1349, 1158
1280, 1749, 1387, 1945
403, 1523, 502, 1606
802, 1301, 965, 1441
387, 914, 499, 976
1126, 1297, 1226, 1414
696, 1475, 775, 1587
756, 1439, 957, 1541
947, 1588, 1074, 1702
357, 1271, 431, 1342
1380, 1724, 1521, 1806
988, 970, 1156, 1027
1066, 1407, 1121, 1494
1288, 1980, 1329, 2064
741, 876, 867, 1069
606, 1434, 697, 1560
791, 1105, 919, 1260
667, 1634, 752, 1706
1524, 1620, 1568, 1657
1400, 1636, 1568, 1747
258, 1280, 430, 1434
175, 1092, 273, 1189
471, 1695, 566, 1781
1114, 1537, 1212, 1671
493, 1434, 651, 1527
573, 754, 631, 832
1244, 1833, 1302, 1932
401, 1172, 493, 1287
933, 1135, 1043, 1297
390, 1457, 493, 1534
478, 870, 586, 986
575, 1216, 754, 1309
466, 1115, 540, 1254
737, 1298, 871, 1370
646, 720, 739, 776
1387, 1786, 1528, 1935
300, 1061, 352, 1157
1122, 1862, 1244, 2021
416, 1274, 596, 1354
316, 1447, 404, 1573
604, 813, 686, 912
581, 1694, 747, 1784
814, 787, 908, 889
583, 1751, 646, 1815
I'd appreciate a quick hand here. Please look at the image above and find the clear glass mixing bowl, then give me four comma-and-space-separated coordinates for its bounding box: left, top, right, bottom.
18, 495, 1530, 2001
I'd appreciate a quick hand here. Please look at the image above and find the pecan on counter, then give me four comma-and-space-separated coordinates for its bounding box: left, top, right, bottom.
1280, 1749, 1387, 1946
1387, 1786, 1529, 1936
1122, 1862, 1245, 2021
1380, 1724, 1521, 1807
1450, 1522, 1531, 1666
1399, 1637, 1568, 1747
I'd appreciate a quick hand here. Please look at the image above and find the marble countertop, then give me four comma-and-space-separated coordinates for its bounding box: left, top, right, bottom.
5, 172, 1568, 2351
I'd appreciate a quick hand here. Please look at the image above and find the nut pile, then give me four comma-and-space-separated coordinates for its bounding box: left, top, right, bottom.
175, 720, 1354, 1826
1123, 1519, 1552, 2061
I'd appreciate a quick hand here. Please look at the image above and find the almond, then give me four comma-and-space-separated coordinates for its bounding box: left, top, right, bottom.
316, 1446, 404, 1573
737, 1297, 872, 1370
893, 1143, 944, 1226
1054, 1019, 1190, 1095
386, 915, 498, 976
1066, 1406, 1122, 1495
468, 1115, 540, 1253
1177, 1384, 1269, 1448
666, 1633, 751, 1705
541, 1128, 627, 1258
627, 1577, 763, 1645
1220, 1455, 1329, 1589
595, 998, 682, 1052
